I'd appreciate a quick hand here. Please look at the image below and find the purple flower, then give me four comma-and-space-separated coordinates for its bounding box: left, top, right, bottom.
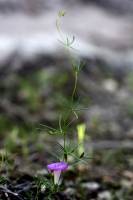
47, 162, 68, 185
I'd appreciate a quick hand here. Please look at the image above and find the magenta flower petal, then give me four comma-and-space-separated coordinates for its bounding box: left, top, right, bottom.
47, 161, 68, 172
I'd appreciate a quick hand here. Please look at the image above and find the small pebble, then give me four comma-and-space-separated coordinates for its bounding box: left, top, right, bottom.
102, 79, 118, 92
121, 180, 133, 188
63, 187, 76, 196
98, 191, 111, 200
81, 182, 100, 191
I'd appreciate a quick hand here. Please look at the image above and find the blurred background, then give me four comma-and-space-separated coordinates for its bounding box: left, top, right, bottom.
0, 0, 133, 181
1, 0, 133, 139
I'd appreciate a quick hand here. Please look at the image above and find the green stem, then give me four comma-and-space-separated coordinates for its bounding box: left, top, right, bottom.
64, 133, 66, 150
71, 71, 78, 102
59, 115, 62, 134
56, 18, 64, 42
63, 129, 69, 162
59, 115, 67, 161
63, 131, 67, 161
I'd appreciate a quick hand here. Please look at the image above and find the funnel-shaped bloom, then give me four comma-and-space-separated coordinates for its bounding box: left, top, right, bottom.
47, 162, 68, 185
